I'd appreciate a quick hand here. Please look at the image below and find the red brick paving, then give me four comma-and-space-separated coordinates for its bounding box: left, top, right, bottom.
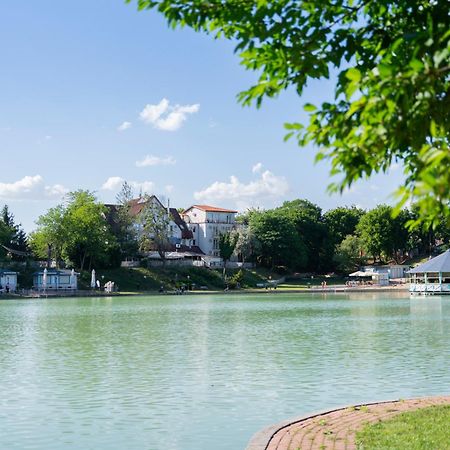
248, 396, 450, 450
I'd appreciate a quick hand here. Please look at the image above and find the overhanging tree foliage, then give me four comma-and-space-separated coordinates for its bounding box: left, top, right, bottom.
128, 0, 450, 228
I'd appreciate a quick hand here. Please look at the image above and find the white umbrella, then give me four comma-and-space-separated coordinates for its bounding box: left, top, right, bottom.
42, 268, 48, 291
70, 268, 76, 290
90, 269, 96, 289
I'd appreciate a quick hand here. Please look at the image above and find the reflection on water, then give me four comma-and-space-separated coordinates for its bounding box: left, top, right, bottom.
0, 293, 449, 450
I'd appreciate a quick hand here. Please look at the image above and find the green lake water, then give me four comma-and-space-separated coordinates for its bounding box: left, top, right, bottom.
0, 293, 449, 450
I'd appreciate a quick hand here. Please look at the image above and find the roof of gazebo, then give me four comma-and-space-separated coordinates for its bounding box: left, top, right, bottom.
408, 249, 450, 274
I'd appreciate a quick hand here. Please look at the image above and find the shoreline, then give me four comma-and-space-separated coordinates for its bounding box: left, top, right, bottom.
0, 284, 411, 300
246, 395, 450, 450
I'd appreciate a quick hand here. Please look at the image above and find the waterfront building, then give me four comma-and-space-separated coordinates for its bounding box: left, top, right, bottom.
408, 249, 450, 294
0, 269, 18, 292
182, 205, 238, 257
33, 269, 78, 291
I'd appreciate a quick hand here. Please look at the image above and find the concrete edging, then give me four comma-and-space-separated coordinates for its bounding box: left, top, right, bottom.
245, 396, 448, 450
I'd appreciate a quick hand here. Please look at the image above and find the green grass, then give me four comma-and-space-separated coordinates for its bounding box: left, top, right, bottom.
78, 266, 268, 293
356, 405, 450, 449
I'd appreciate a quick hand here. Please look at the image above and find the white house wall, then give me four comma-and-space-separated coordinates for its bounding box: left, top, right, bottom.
184, 207, 237, 257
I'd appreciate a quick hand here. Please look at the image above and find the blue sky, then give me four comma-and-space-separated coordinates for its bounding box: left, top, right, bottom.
0, 1, 404, 232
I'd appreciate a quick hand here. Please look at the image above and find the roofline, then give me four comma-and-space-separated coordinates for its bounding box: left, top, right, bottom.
184, 204, 238, 214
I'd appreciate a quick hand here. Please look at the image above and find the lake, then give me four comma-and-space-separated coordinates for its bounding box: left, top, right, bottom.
0, 293, 449, 449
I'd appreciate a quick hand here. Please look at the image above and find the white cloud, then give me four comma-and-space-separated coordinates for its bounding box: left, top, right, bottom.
194, 170, 289, 204
45, 135, 52, 141
0, 175, 43, 198
101, 177, 155, 195
136, 155, 177, 167
165, 185, 174, 194
140, 98, 169, 124
102, 176, 125, 191
0, 175, 67, 200
45, 184, 68, 197
252, 162, 263, 174
118, 121, 132, 132
139, 98, 200, 131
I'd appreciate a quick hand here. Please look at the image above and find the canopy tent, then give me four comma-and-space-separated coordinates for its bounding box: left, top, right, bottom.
408, 250, 450, 295
349, 271, 376, 277
408, 249, 450, 274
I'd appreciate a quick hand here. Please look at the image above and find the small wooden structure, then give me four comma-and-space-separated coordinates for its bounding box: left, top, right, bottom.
0, 269, 18, 292
33, 269, 79, 291
408, 250, 450, 295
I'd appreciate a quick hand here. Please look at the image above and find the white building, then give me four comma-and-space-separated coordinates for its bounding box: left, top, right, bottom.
33, 269, 78, 291
0, 270, 18, 292
183, 205, 238, 257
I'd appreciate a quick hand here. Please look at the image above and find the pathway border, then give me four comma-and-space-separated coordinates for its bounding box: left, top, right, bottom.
246, 395, 450, 450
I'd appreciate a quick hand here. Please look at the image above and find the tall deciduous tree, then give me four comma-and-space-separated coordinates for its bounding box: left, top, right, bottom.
277, 200, 329, 271
333, 234, 367, 273
139, 195, 171, 265
30, 191, 119, 270
64, 191, 116, 271
232, 227, 261, 263
356, 204, 410, 263
29, 205, 66, 267
324, 206, 365, 248
249, 210, 307, 270
218, 231, 238, 275
114, 181, 138, 257
129, 0, 450, 228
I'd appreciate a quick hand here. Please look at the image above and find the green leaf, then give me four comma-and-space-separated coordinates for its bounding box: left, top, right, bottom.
345, 68, 361, 82
303, 103, 317, 112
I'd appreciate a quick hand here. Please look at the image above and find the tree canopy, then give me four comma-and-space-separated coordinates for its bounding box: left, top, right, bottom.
30, 191, 119, 270
129, 0, 450, 228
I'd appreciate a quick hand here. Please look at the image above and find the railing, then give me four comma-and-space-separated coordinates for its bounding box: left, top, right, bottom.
409, 283, 450, 293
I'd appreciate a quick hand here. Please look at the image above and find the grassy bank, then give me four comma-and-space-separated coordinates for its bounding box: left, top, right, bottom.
3, 261, 346, 293
78, 266, 269, 293
356, 405, 450, 449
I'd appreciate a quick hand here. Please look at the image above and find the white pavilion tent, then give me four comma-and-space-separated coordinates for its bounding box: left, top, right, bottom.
408, 249, 450, 294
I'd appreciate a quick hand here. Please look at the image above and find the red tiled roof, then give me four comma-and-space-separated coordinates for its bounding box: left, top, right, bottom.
185, 204, 238, 213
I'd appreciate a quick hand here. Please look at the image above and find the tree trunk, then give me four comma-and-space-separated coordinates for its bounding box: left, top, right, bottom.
46, 243, 52, 268
80, 252, 86, 272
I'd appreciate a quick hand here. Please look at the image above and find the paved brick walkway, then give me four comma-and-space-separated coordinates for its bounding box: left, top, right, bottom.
247, 396, 450, 450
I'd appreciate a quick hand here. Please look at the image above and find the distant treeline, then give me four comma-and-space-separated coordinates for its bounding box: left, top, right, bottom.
234, 200, 450, 273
